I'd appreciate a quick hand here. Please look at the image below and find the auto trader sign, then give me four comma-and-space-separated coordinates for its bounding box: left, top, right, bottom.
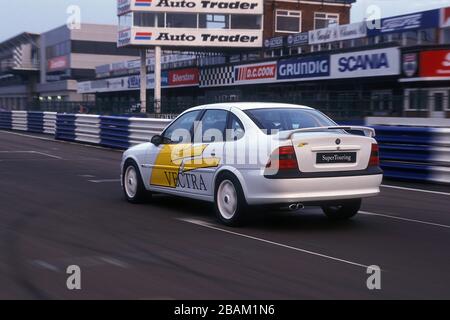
120, 0, 263, 14
124, 28, 262, 47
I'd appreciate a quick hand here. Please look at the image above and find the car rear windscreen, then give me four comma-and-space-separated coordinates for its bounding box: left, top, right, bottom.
245, 108, 336, 134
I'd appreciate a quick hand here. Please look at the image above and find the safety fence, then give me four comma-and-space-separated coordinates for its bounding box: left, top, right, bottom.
1, 111, 449, 184
370, 125, 450, 184
0, 110, 171, 149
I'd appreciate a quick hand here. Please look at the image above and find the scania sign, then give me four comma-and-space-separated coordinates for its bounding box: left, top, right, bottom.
330, 47, 400, 79
121, 0, 263, 14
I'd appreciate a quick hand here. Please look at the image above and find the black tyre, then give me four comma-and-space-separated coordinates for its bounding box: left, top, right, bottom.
122, 160, 150, 203
214, 173, 249, 227
321, 199, 362, 221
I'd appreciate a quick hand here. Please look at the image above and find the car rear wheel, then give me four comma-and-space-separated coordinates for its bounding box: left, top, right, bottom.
123, 160, 150, 203
321, 199, 362, 221
215, 173, 249, 227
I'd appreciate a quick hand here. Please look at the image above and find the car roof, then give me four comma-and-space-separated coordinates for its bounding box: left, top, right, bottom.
189, 102, 314, 112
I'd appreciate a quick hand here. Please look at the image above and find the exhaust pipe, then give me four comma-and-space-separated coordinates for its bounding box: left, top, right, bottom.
288, 203, 305, 211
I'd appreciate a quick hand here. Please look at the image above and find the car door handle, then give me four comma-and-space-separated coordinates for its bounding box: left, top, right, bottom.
211, 152, 216, 157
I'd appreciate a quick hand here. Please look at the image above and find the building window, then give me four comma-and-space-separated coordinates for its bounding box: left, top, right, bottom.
133, 12, 164, 27
199, 14, 229, 29
314, 13, 339, 29
407, 90, 428, 111
231, 14, 262, 30
166, 13, 197, 28
441, 28, 450, 44
371, 91, 393, 115
404, 31, 418, 46
275, 10, 301, 33
119, 13, 133, 30
419, 29, 436, 45
45, 41, 70, 59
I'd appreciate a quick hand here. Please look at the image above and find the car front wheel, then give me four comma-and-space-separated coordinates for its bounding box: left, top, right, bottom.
321, 199, 362, 221
123, 160, 150, 203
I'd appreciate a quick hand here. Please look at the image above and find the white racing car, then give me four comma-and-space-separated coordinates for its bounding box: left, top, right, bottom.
121, 103, 382, 226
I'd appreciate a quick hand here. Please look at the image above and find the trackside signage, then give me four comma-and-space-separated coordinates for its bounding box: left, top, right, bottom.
309, 22, 367, 45
118, 0, 132, 15
120, 0, 263, 14
234, 61, 277, 84
123, 28, 262, 47
277, 55, 330, 81
330, 47, 400, 79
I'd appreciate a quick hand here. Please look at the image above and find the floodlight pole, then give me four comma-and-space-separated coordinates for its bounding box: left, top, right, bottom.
140, 49, 147, 114
154, 45, 162, 114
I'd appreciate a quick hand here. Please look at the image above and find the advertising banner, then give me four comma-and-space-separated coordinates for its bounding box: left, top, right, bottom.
286, 32, 309, 47
420, 50, 450, 77
234, 61, 277, 84
309, 22, 367, 45
168, 68, 199, 86
121, 28, 262, 48
120, 0, 263, 15
264, 36, 284, 49
330, 47, 400, 79
118, 0, 132, 15
367, 9, 440, 36
118, 28, 132, 47
441, 7, 450, 28
402, 53, 419, 78
277, 55, 330, 81
79, 68, 198, 94
47, 56, 69, 72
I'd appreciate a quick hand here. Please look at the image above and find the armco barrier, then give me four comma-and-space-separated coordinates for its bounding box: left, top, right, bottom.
11, 111, 28, 131
0, 111, 12, 130
99, 116, 132, 149
1, 111, 449, 184
373, 125, 450, 184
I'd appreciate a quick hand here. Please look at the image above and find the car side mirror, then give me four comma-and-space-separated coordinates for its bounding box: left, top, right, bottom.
151, 135, 163, 146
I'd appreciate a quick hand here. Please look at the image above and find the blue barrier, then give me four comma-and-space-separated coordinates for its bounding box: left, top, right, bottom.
372, 125, 450, 184
1, 111, 449, 184
100, 116, 131, 149
56, 114, 77, 141
27, 112, 44, 133
0, 111, 12, 130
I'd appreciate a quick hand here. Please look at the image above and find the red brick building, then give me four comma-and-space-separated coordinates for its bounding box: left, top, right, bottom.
263, 0, 355, 39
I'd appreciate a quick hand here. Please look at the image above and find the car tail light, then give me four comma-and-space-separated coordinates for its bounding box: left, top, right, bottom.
369, 144, 380, 167
266, 146, 298, 170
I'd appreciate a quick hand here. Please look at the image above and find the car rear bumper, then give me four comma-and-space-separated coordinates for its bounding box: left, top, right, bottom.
242, 171, 383, 205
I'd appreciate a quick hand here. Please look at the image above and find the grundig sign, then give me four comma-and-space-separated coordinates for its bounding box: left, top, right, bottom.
129, 0, 263, 14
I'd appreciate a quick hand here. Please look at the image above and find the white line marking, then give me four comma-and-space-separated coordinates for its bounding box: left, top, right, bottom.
31, 260, 60, 272
360, 211, 450, 230
31, 151, 62, 160
381, 185, 450, 197
0, 150, 62, 159
88, 179, 120, 183
79, 174, 96, 178
179, 218, 370, 269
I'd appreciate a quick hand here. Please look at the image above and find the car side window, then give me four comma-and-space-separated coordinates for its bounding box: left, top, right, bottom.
227, 114, 245, 141
163, 110, 201, 144
195, 109, 228, 143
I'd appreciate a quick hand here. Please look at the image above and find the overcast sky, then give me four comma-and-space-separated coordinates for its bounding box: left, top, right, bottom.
0, 0, 450, 42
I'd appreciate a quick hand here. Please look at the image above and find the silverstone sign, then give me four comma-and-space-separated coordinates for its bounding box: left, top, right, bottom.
119, 0, 263, 14
124, 28, 262, 47
330, 47, 400, 79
